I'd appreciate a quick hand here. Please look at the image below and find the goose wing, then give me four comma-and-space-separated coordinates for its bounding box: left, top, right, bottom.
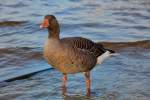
60, 37, 106, 57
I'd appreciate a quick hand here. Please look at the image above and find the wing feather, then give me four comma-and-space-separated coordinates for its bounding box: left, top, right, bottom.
61, 37, 106, 57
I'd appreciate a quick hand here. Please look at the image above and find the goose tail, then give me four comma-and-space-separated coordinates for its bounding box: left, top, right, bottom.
97, 49, 115, 64
105, 49, 115, 53
97, 51, 110, 64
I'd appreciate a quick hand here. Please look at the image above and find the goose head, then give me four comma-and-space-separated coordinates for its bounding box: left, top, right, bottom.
40, 15, 60, 38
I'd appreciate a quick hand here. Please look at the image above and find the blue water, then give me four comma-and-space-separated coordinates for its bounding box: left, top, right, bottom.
0, 0, 150, 100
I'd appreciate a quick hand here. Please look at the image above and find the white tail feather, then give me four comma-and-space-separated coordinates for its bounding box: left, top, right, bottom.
97, 51, 111, 64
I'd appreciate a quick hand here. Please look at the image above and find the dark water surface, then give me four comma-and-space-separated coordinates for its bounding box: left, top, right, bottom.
0, 0, 150, 100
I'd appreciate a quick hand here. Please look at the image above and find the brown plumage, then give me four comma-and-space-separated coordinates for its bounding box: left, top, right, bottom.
40, 15, 115, 96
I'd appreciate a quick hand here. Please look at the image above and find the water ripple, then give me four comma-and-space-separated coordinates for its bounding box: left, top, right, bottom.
0, 21, 27, 27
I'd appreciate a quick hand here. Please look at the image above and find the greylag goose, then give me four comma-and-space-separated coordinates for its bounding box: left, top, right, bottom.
40, 15, 115, 96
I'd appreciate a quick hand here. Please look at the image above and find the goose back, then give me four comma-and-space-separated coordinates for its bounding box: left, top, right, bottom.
60, 37, 106, 57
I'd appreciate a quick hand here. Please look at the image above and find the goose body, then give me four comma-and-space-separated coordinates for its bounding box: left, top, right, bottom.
44, 37, 101, 74
40, 15, 115, 96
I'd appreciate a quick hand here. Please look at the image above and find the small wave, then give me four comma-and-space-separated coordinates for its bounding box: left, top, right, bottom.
116, 18, 136, 24
61, 23, 120, 30
0, 21, 27, 27
131, 26, 150, 30
69, 0, 82, 2
0, 47, 43, 62
98, 40, 150, 51
0, 47, 43, 69
112, 12, 150, 19
5, 2, 28, 8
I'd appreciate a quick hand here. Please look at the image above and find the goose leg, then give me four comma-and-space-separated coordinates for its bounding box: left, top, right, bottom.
62, 74, 67, 96
84, 71, 91, 96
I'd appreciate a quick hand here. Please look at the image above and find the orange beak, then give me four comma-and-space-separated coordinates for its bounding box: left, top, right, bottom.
40, 19, 49, 29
